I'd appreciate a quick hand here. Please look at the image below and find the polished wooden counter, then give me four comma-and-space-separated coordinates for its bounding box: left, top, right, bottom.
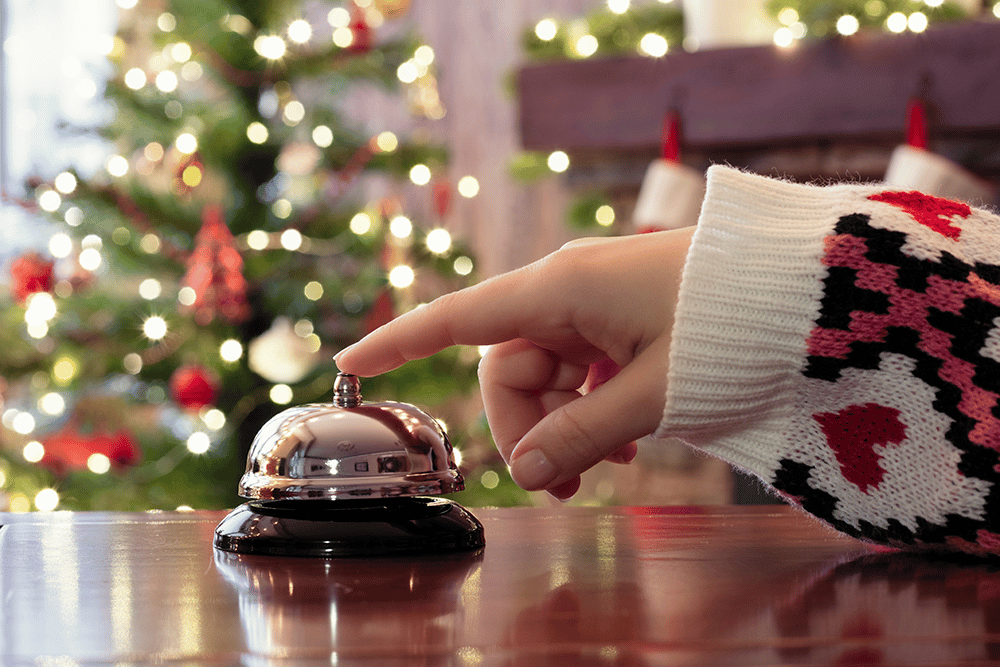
2, 505, 1000, 665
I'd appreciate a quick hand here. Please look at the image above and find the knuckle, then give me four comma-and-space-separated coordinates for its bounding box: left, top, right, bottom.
475, 339, 520, 383
429, 289, 462, 312
551, 405, 604, 466
539, 245, 595, 292
426, 291, 462, 330
559, 237, 596, 251
476, 346, 495, 382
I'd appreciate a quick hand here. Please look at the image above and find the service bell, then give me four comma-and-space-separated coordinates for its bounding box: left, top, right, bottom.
214, 374, 484, 557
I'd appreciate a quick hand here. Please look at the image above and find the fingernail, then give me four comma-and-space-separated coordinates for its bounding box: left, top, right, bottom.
333, 344, 355, 362
509, 449, 557, 490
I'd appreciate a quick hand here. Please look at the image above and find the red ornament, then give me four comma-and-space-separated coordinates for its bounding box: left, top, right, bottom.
433, 178, 451, 218
181, 204, 249, 324
91, 429, 140, 467
9, 252, 54, 303
40, 425, 90, 474
348, 8, 372, 54
170, 365, 219, 410
40, 424, 140, 475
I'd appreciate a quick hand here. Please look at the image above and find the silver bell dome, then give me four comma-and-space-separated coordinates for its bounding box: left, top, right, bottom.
238, 374, 464, 500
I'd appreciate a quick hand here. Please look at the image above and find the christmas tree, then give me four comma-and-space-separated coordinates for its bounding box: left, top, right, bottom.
0, 0, 504, 511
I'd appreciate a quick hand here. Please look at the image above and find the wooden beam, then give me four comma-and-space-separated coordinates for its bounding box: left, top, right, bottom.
517, 21, 1000, 153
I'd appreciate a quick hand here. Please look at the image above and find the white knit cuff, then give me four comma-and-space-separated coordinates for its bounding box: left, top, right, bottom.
655, 166, 879, 478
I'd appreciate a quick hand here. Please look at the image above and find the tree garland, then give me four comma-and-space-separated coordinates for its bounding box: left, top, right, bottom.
767, 0, 969, 40
522, 3, 683, 61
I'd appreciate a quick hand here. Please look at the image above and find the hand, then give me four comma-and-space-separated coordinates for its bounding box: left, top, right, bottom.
334, 227, 694, 499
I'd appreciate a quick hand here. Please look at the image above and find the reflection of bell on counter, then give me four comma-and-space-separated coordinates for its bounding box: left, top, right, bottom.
214, 373, 485, 557
214, 548, 482, 660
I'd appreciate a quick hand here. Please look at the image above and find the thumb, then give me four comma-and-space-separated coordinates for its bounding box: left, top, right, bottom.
506, 342, 667, 493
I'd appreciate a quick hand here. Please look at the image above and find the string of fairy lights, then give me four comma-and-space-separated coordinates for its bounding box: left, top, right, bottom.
4, 0, 486, 512
769, 0, 983, 46
528, 0, 993, 56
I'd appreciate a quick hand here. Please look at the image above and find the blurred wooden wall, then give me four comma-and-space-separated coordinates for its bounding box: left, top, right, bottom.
345, 0, 595, 279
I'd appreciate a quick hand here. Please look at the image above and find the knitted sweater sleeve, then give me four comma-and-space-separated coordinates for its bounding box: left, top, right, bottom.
657, 165, 1000, 556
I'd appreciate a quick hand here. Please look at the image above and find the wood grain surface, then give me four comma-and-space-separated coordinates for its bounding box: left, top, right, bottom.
4, 505, 1000, 665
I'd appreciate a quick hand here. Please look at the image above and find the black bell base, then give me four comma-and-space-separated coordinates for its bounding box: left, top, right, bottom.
213, 496, 485, 558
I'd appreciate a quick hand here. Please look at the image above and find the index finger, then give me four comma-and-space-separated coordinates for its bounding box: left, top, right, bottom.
334, 265, 545, 377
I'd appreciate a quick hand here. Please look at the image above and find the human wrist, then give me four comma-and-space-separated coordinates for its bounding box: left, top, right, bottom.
657, 167, 870, 465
